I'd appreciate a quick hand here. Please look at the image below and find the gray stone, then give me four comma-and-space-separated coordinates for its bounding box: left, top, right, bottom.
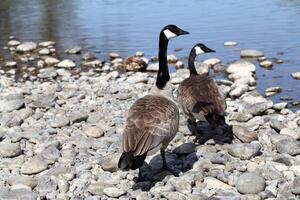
291, 176, 300, 195
21, 156, 48, 175
8, 176, 37, 189
57, 59, 76, 68
39, 48, 51, 55
39, 145, 61, 164
240, 49, 264, 58
273, 102, 288, 110
173, 143, 196, 155
213, 191, 241, 200
259, 60, 273, 68
39, 41, 55, 47
146, 63, 159, 71
50, 115, 69, 128
7, 40, 21, 46
228, 112, 252, 122
265, 87, 282, 97
103, 187, 126, 198
228, 142, 261, 160
0, 99, 24, 112
82, 52, 97, 61
0, 142, 22, 158
84, 126, 104, 138
45, 57, 59, 65
236, 172, 265, 194
242, 101, 273, 116
280, 127, 300, 140
276, 139, 300, 156
38, 67, 58, 79
232, 125, 258, 143
5, 61, 17, 67
87, 182, 113, 196
169, 177, 192, 194
0, 188, 37, 200
36, 176, 58, 196
229, 84, 249, 98
203, 58, 221, 67
66, 46, 81, 54
16, 41, 37, 52
167, 54, 178, 63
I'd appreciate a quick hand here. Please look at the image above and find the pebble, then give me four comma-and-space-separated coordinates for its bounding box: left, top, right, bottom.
109, 52, 120, 59
50, 115, 70, 128
275, 139, 300, 156
259, 60, 273, 68
103, 187, 126, 198
224, 41, 238, 46
0, 142, 22, 158
203, 58, 221, 67
232, 125, 258, 143
0, 98, 24, 113
236, 172, 265, 194
240, 49, 264, 58
84, 126, 104, 138
228, 142, 261, 160
204, 177, 235, 190
291, 176, 300, 195
39, 41, 55, 47
21, 156, 48, 175
5, 61, 17, 67
7, 40, 21, 46
57, 59, 76, 68
265, 87, 282, 97
39, 48, 51, 55
16, 41, 37, 52
45, 57, 60, 65
146, 62, 159, 71
65, 46, 82, 54
82, 52, 97, 61
291, 72, 300, 80
167, 54, 178, 63
8, 176, 37, 189
226, 60, 256, 74
273, 102, 287, 110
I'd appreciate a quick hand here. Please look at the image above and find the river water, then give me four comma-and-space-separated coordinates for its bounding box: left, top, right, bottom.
0, 0, 300, 107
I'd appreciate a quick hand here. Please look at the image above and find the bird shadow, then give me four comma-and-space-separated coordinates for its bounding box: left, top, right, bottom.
132, 143, 198, 191
189, 120, 233, 145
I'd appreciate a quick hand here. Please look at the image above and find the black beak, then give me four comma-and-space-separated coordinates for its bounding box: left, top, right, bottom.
206, 47, 216, 53
178, 29, 189, 35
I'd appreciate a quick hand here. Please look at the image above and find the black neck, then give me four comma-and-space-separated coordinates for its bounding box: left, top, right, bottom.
188, 49, 198, 76
156, 32, 170, 89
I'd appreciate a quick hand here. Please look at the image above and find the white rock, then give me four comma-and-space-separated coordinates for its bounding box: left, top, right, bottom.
45, 57, 60, 65
103, 187, 126, 198
135, 51, 144, 57
39, 41, 55, 47
21, 156, 48, 175
203, 58, 221, 67
126, 72, 148, 84
204, 177, 235, 190
16, 41, 37, 52
240, 49, 264, 57
227, 60, 256, 74
146, 63, 159, 71
175, 61, 184, 69
5, 61, 17, 67
109, 52, 120, 59
7, 40, 20, 46
167, 54, 178, 63
280, 127, 300, 140
224, 41, 238, 46
291, 72, 300, 80
39, 48, 51, 55
273, 102, 287, 110
65, 46, 81, 54
230, 84, 249, 98
57, 59, 76, 68
0, 142, 22, 158
195, 62, 209, 75
259, 60, 273, 68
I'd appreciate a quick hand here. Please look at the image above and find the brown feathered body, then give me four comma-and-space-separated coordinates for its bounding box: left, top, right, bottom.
118, 94, 179, 170
177, 74, 226, 127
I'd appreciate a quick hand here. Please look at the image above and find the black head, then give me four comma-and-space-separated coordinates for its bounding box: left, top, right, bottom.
161, 24, 189, 40
193, 43, 216, 55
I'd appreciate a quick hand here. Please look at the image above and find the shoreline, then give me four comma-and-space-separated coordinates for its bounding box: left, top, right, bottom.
0, 39, 300, 199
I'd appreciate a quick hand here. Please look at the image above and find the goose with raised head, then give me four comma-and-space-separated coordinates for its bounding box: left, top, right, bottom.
118, 25, 189, 180
177, 43, 226, 144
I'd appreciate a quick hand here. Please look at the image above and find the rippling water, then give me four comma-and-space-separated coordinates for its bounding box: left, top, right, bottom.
0, 0, 300, 106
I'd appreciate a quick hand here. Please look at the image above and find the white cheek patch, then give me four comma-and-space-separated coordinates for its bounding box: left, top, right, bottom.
195, 46, 205, 55
163, 29, 177, 39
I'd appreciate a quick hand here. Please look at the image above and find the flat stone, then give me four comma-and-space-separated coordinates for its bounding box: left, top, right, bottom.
84, 126, 104, 138
204, 177, 235, 190
259, 60, 273, 68
265, 87, 282, 97
173, 143, 196, 155
242, 101, 273, 116
109, 52, 120, 59
126, 72, 148, 84
16, 41, 37, 52
273, 102, 287, 110
228, 112, 252, 122
240, 49, 264, 58
203, 58, 221, 67
227, 60, 256, 74
0, 99, 24, 112
213, 191, 241, 200
50, 115, 70, 128
8, 176, 37, 189
103, 187, 126, 198
45, 57, 60, 65
228, 142, 261, 160
0, 142, 22, 158
39, 48, 51, 55
167, 54, 178, 63
236, 172, 265, 194
146, 63, 159, 71
275, 139, 300, 156
169, 177, 192, 194
39, 41, 55, 47
229, 84, 249, 98
0, 188, 37, 200
232, 125, 258, 143
57, 59, 76, 68
280, 127, 300, 140
21, 156, 48, 175
291, 72, 300, 80
82, 52, 97, 61
65, 46, 81, 54
100, 153, 120, 172
7, 40, 21, 46
5, 61, 17, 67
291, 176, 300, 195
224, 41, 238, 46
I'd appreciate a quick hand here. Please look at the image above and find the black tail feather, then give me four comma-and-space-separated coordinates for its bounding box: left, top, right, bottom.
118, 152, 147, 170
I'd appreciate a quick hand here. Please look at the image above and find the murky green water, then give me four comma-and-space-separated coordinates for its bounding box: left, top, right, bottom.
0, 0, 300, 107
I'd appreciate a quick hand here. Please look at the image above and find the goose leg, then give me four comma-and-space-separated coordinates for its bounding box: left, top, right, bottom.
160, 149, 178, 176
136, 168, 146, 182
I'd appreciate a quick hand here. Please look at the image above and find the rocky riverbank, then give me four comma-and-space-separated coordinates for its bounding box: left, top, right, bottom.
0, 39, 300, 200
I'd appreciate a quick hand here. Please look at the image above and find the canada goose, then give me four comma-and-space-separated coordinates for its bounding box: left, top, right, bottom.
177, 43, 226, 143
118, 25, 189, 179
